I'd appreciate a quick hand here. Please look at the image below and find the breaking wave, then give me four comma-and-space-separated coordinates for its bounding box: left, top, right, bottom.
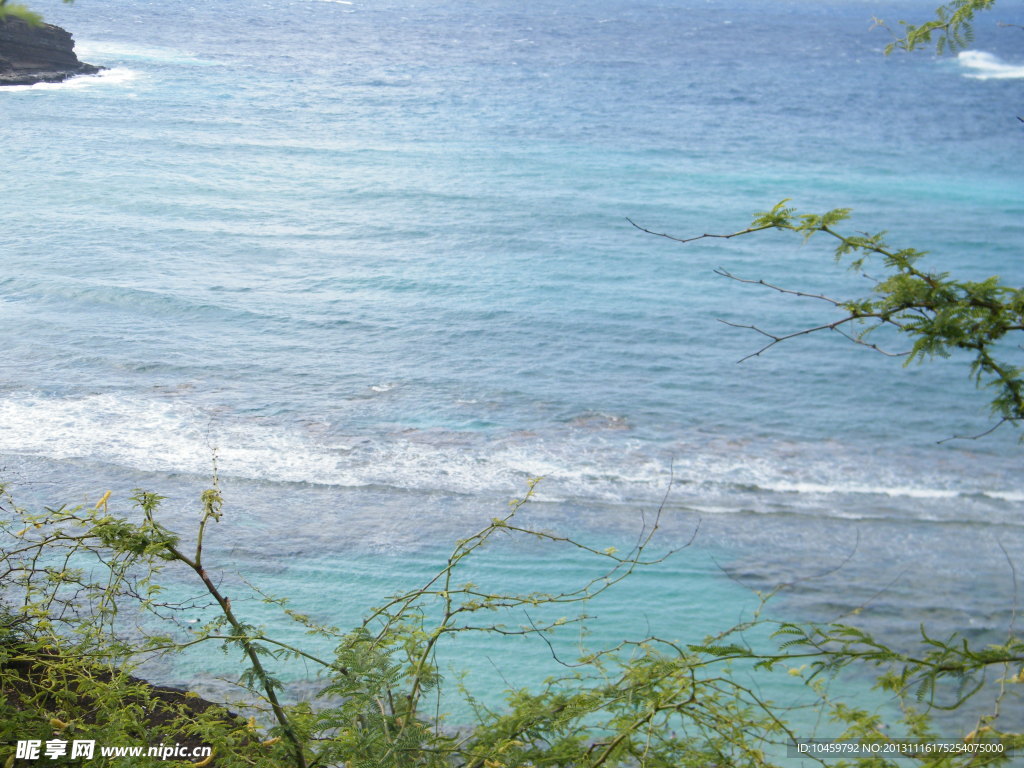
957, 50, 1024, 80
0, 67, 137, 92
0, 392, 1019, 522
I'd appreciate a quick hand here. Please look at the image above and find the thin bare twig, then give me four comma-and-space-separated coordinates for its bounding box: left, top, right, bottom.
718, 317, 863, 363
998, 539, 1019, 641
713, 269, 910, 360
626, 218, 774, 244
936, 418, 1009, 444
713, 268, 846, 306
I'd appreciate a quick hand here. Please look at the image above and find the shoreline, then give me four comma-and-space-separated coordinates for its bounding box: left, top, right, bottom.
0, 15, 103, 87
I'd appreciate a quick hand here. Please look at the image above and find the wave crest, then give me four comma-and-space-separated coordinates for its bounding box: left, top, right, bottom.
957, 50, 1024, 80
0, 67, 137, 92
0, 393, 1020, 523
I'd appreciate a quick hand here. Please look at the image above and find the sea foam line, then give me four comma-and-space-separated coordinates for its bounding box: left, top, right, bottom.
957, 50, 1024, 80
0, 393, 664, 500
0, 67, 137, 93
764, 481, 965, 500
0, 393, 1018, 507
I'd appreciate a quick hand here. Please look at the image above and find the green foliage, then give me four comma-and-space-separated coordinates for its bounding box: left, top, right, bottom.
0, 0, 75, 26
2, 484, 1023, 767
0, 4, 44, 25
873, 0, 998, 55
664, 199, 1024, 435
758, 202, 1024, 427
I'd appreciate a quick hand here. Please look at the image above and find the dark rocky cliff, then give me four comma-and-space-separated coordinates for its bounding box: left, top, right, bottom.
0, 14, 102, 85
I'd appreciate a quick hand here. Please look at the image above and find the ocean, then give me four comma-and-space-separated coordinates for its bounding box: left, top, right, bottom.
3, 0, 1023, 729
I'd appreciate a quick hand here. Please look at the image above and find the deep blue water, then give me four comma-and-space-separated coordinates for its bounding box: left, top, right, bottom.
2, 0, 1023, 725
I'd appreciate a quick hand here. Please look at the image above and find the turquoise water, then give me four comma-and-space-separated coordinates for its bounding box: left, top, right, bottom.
2, 0, 1023, 729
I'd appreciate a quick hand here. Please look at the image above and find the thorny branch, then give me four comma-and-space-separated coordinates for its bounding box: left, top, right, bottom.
630, 201, 1024, 436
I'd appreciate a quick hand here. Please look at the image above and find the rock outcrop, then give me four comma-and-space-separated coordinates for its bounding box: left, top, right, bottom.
0, 14, 102, 86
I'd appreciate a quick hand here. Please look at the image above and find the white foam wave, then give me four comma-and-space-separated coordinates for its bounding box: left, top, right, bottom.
957, 50, 1024, 80
1, 67, 137, 92
764, 481, 960, 500
984, 490, 1024, 503
0, 393, 1019, 511
0, 394, 661, 500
